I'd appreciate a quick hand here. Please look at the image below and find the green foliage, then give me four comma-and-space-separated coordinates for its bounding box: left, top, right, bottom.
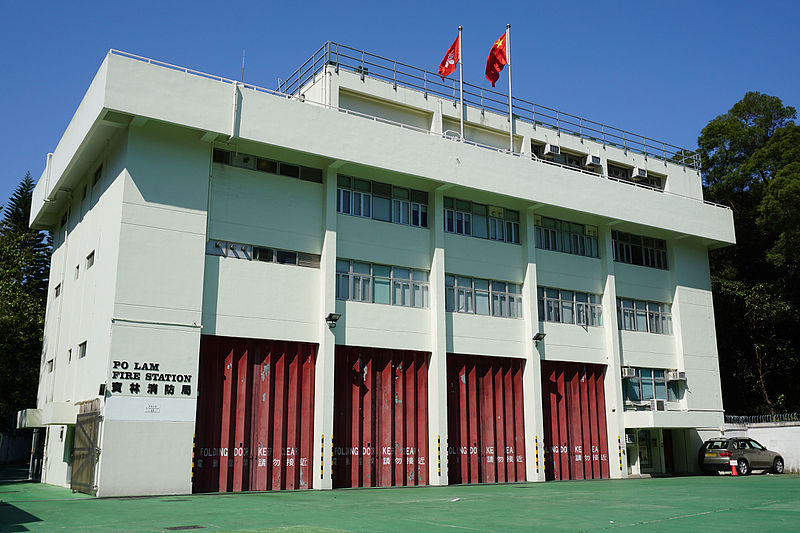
0, 174, 51, 431
700, 92, 800, 414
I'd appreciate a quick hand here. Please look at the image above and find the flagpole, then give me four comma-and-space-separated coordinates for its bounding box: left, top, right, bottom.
458, 26, 464, 142
506, 23, 513, 152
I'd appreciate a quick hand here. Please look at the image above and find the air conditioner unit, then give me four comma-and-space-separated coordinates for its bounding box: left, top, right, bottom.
584, 154, 601, 168
621, 367, 636, 379
650, 399, 666, 411
544, 144, 560, 157
632, 167, 648, 179
666, 370, 687, 382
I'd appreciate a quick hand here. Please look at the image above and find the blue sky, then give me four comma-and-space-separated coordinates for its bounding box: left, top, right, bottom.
1, 0, 798, 209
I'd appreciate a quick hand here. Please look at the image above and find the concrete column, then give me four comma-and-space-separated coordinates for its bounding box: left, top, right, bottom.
521, 206, 546, 481
427, 186, 448, 485
600, 224, 627, 478
431, 101, 443, 135
520, 134, 532, 156
668, 239, 689, 411
312, 163, 342, 489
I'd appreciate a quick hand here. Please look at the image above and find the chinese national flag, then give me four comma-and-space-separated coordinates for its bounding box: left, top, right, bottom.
438, 35, 460, 81
485, 32, 508, 86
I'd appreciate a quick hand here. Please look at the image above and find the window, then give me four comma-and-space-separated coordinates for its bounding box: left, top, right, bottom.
74, 265, 80, 280
208, 241, 320, 269
54, 283, 62, 298
612, 231, 667, 269
617, 298, 672, 334
68, 349, 72, 364
86, 251, 95, 269
337, 176, 428, 228
538, 287, 602, 326
336, 260, 429, 308
275, 250, 298, 265
213, 148, 323, 183
534, 216, 599, 258
551, 151, 584, 169
607, 163, 631, 180
445, 275, 522, 318
444, 197, 520, 244
608, 162, 663, 189
624, 368, 680, 404
279, 163, 300, 179
78, 342, 87, 359
46, 359, 54, 373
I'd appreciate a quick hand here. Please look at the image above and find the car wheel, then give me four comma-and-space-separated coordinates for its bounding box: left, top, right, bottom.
773, 458, 784, 474
737, 459, 750, 476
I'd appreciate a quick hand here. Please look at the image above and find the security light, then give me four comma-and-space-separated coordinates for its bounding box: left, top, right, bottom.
533, 332, 546, 346
325, 313, 342, 328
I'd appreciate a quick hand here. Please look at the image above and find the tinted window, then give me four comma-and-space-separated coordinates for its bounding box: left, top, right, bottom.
749, 440, 766, 451
706, 440, 729, 450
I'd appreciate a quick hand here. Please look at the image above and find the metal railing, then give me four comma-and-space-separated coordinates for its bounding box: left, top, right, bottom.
278, 42, 702, 170
725, 413, 800, 424
106, 49, 730, 211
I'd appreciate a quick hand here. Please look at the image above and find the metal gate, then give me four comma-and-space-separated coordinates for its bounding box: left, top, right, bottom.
71, 412, 101, 494
447, 354, 526, 484
541, 361, 609, 481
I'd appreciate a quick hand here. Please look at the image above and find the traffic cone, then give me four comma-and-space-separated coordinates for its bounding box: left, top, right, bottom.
731, 462, 738, 476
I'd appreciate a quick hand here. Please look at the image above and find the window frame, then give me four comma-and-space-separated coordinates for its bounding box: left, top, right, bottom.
338, 177, 429, 228
616, 298, 672, 335
624, 367, 680, 404
445, 275, 523, 318
537, 286, 602, 327
444, 197, 520, 245
534, 216, 599, 258
336, 259, 429, 309
612, 230, 668, 270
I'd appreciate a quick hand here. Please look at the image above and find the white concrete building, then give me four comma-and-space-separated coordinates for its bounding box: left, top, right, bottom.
20, 43, 735, 496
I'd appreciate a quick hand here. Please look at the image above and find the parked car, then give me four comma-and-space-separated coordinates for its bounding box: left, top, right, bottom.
698, 437, 784, 475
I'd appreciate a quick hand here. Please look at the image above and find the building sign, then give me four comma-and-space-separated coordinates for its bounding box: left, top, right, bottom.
109, 360, 195, 398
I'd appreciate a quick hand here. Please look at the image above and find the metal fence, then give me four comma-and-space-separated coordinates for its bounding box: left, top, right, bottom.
278, 42, 701, 170
725, 413, 800, 424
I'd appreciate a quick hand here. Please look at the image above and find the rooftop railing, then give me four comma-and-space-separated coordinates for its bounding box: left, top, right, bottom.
105, 49, 729, 211
278, 42, 702, 170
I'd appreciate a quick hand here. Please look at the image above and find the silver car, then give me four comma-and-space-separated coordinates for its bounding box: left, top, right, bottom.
698, 438, 785, 475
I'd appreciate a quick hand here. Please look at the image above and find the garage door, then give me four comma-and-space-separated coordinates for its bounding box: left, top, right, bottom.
333, 346, 429, 488
447, 354, 526, 484
541, 361, 609, 480
193, 335, 316, 492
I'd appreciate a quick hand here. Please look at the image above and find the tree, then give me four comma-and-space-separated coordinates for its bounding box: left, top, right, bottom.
699, 92, 800, 414
0, 174, 51, 431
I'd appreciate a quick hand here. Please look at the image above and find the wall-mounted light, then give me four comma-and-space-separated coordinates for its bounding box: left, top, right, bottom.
533, 332, 546, 346
325, 313, 342, 329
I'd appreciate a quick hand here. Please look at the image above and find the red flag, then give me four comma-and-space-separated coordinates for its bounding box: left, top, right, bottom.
438, 35, 460, 81
485, 32, 508, 87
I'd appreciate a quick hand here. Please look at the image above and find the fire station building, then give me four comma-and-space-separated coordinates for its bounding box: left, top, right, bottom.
20, 43, 735, 496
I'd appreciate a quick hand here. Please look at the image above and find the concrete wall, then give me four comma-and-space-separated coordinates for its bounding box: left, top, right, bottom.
93, 121, 208, 497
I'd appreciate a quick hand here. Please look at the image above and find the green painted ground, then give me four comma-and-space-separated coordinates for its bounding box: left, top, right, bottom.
2, 468, 799, 532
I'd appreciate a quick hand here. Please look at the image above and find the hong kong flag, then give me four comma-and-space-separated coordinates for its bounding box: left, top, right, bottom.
485, 32, 508, 86
438, 35, 460, 81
